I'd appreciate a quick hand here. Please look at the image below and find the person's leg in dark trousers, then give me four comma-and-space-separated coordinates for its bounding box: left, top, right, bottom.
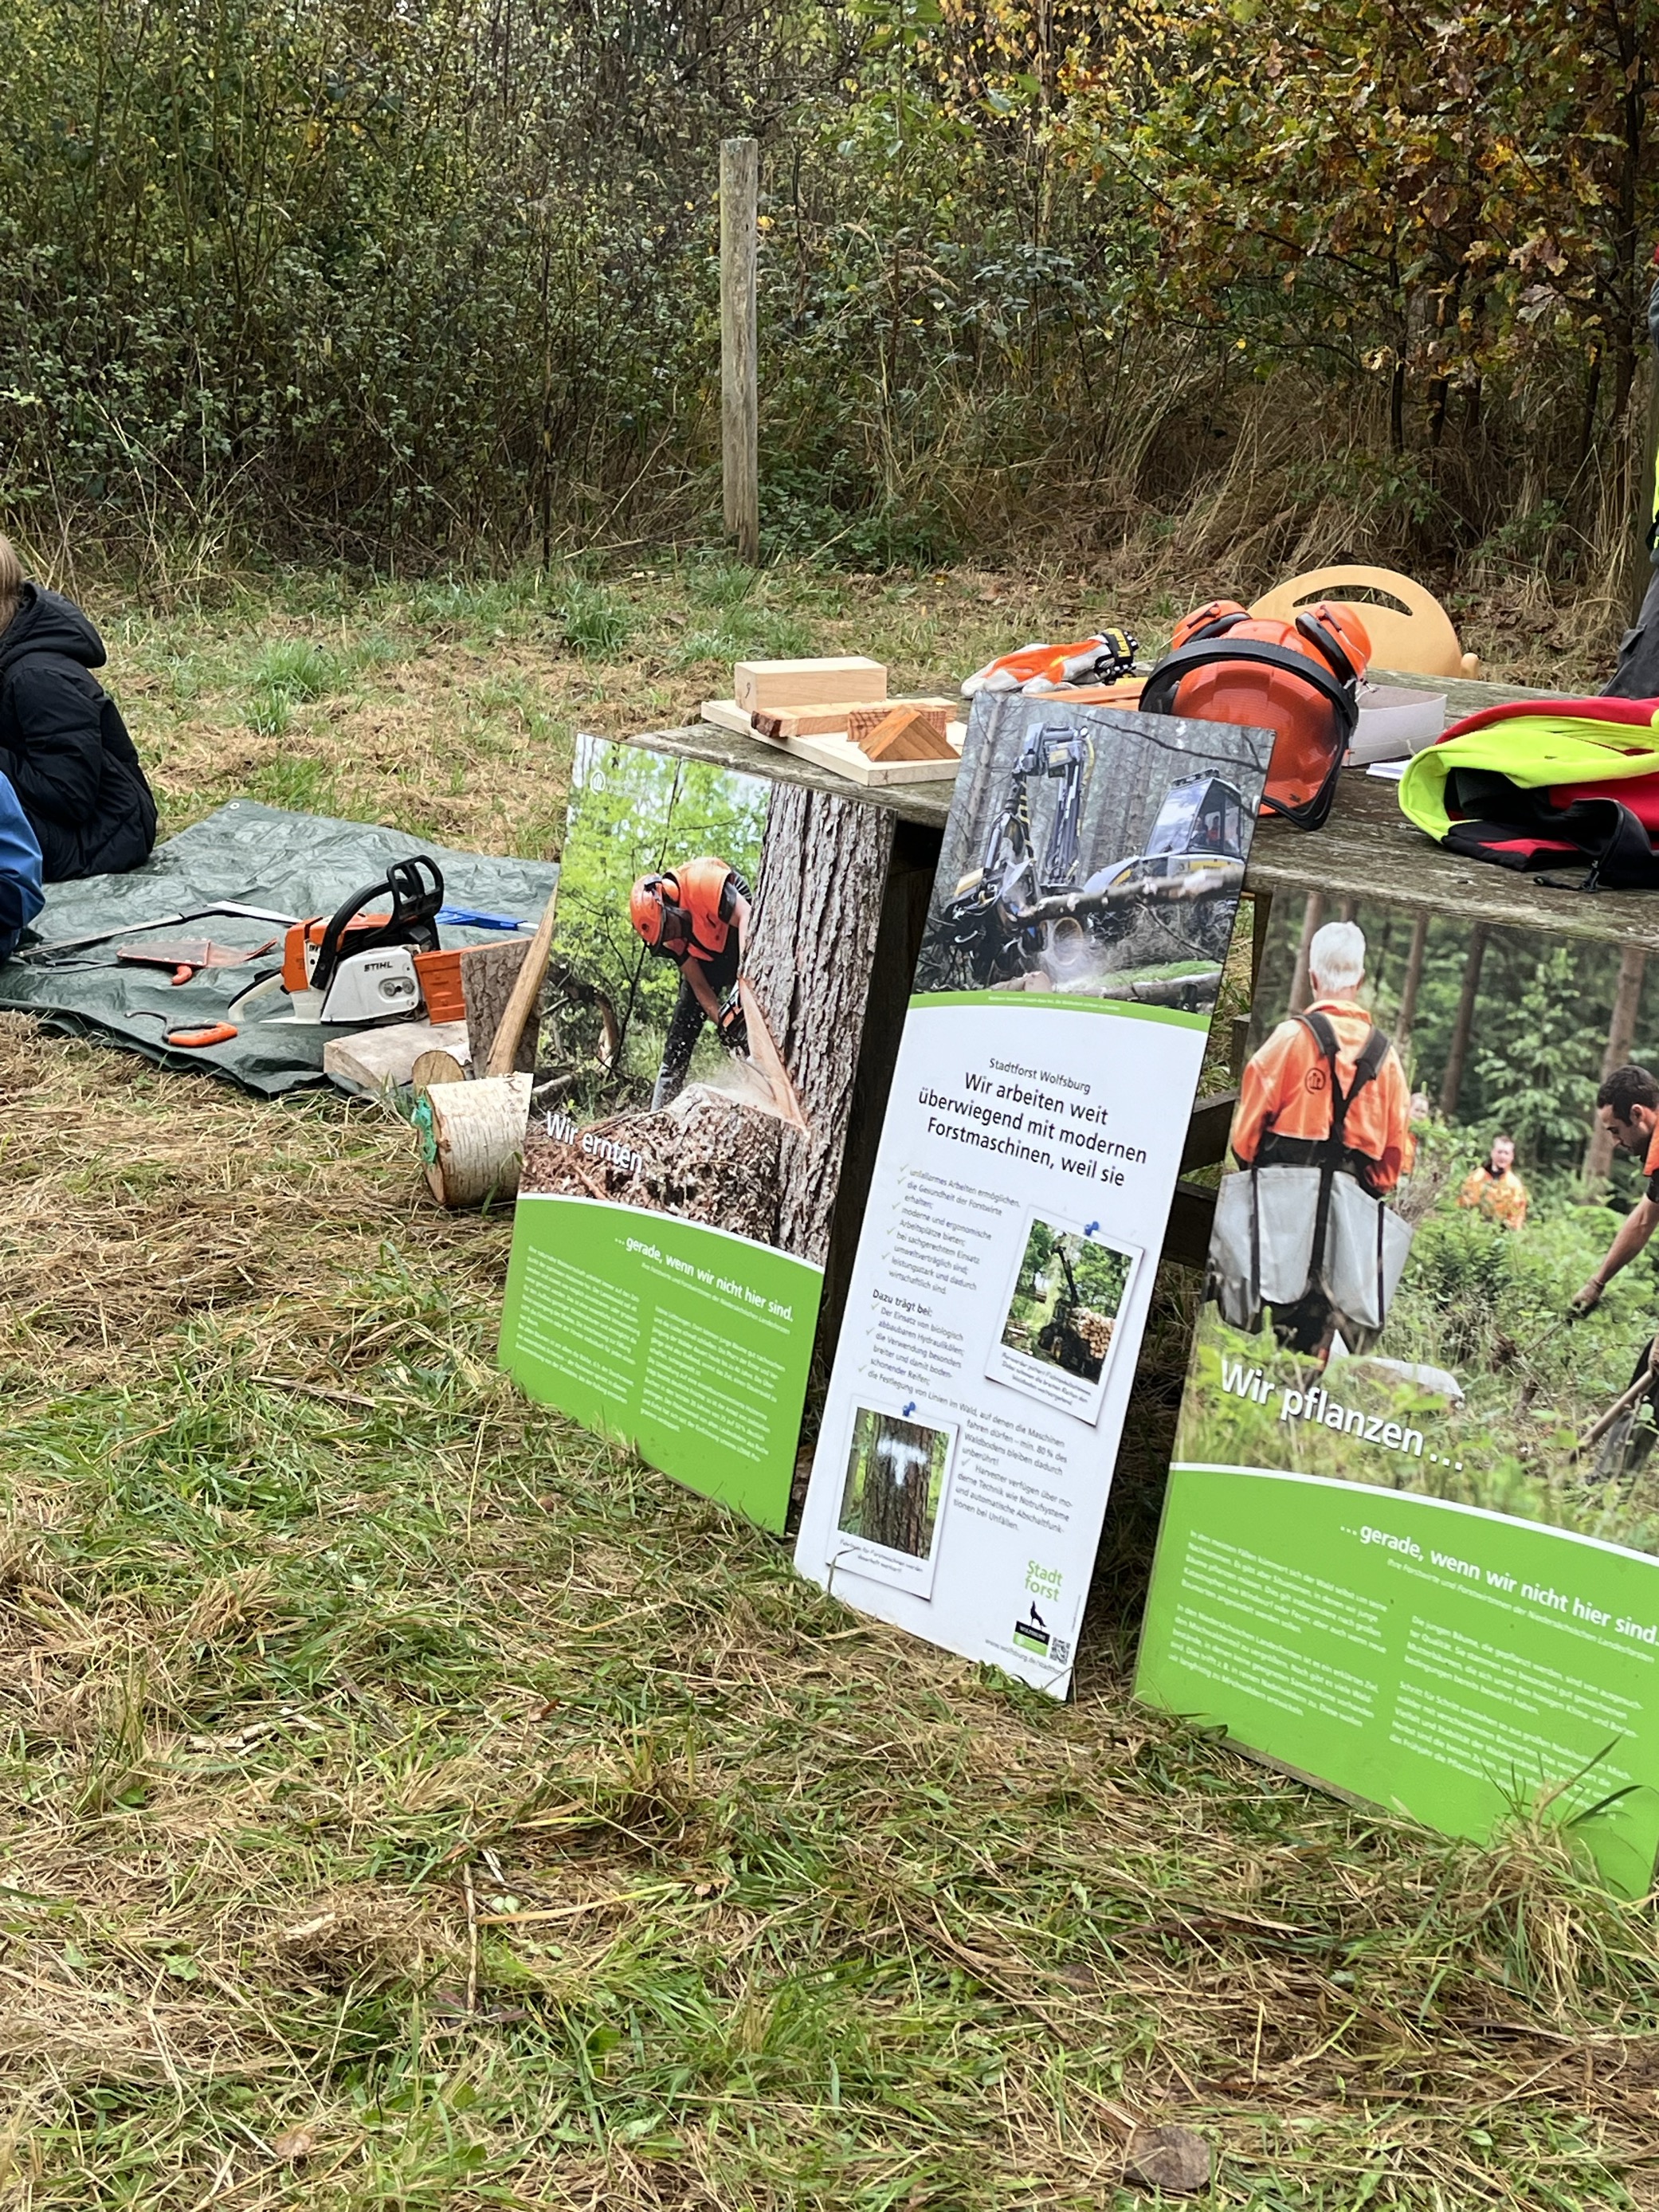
652, 975, 707, 1109
1602, 566, 1659, 699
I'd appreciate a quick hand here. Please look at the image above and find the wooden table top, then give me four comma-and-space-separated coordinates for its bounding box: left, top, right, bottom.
637, 668, 1659, 947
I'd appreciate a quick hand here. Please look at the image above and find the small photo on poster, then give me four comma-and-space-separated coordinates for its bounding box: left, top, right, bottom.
831, 1404, 956, 1598
987, 1214, 1140, 1424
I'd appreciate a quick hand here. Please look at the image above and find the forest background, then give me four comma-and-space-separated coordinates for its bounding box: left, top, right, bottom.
5, 0, 1659, 674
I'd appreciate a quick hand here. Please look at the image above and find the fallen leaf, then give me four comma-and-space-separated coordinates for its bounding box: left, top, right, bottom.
269, 2128, 316, 2164
1124, 2124, 1211, 2194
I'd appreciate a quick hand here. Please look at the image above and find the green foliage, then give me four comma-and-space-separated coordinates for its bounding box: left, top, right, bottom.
1471, 943, 1611, 1166
557, 581, 635, 657
3, 0, 1648, 570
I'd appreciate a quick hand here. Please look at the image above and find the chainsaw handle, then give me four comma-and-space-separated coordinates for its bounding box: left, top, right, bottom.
311, 855, 445, 993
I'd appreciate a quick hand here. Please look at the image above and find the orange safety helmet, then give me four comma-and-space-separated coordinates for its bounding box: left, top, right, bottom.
1143, 599, 1371, 829
630, 874, 671, 947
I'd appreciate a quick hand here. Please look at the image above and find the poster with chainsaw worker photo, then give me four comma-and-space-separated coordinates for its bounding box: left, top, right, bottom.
1138, 894, 1659, 1894
500, 736, 893, 1530
795, 693, 1273, 1692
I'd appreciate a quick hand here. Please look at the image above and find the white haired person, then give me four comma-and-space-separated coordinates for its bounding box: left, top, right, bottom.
1230, 920, 1415, 1354
0, 535, 155, 878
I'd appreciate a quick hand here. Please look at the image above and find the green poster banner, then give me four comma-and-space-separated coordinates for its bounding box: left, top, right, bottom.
496, 736, 895, 1529
503, 1195, 821, 1531
1136, 885, 1659, 1892
1139, 1460, 1659, 1895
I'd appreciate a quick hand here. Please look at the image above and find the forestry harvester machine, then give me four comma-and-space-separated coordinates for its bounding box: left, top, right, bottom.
1034, 1236, 1116, 1379
939, 724, 1248, 989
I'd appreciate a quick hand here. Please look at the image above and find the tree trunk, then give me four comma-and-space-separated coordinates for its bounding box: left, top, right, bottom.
1438, 925, 1487, 1119
1288, 892, 1324, 1012
857, 1417, 933, 1555
743, 782, 894, 1266
1584, 944, 1646, 1187
1394, 909, 1430, 1062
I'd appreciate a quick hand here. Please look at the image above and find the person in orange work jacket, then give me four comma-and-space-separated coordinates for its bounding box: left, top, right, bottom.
1232, 920, 1414, 1355
629, 856, 753, 1109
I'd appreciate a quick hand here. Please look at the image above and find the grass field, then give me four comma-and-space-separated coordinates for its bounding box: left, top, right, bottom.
3, 555, 1658, 2208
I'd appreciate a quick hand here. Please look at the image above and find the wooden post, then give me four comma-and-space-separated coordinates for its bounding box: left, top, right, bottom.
1438, 924, 1488, 1120
1394, 909, 1430, 1062
1288, 892, 1324, 1012
1584, 943, 1648, 1186
720, 137, 759, 563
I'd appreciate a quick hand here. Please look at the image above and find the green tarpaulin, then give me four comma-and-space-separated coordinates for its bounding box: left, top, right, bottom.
1, 800, 558, 1096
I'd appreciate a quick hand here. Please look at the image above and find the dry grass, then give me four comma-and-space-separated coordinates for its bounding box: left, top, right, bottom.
0, 555, 1656, 2208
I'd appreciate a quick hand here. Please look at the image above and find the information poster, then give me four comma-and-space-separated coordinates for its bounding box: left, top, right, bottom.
1136, 889, 1659, 1892
500, 738, 893, 1530
794, 696, 1272, 1691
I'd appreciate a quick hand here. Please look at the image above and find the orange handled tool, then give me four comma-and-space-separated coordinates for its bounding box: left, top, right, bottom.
163, 1022, 239, 1049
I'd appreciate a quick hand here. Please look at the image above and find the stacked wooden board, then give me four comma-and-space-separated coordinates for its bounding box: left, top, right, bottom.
702, 657, 967, 786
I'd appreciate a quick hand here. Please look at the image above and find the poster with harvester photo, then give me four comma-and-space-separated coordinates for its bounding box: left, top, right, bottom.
915, 693, 1265, 1015
500, 735, 894, 1529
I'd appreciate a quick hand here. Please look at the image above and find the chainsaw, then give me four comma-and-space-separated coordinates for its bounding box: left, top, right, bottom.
235, 856, 455, 1026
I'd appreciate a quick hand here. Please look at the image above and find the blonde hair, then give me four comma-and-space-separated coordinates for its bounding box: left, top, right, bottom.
0, 536, 21, 634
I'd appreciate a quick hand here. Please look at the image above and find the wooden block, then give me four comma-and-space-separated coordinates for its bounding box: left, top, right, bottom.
733, 657, 886, 712
698, 700, 963, 786
845, 698, 953, 747
857, 707, 958, 763
324, 1019, 472, 1098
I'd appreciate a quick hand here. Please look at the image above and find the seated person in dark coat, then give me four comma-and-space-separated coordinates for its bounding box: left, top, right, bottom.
0, 536, 157, 879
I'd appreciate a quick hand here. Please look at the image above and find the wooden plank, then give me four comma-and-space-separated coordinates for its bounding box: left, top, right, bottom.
324, 1019, 471, 1097
700, 702, 962, 786
733, 657, 887, 712
784, 727, 960, 786
1248, 767, 1659, 953
720, 138, 759, 563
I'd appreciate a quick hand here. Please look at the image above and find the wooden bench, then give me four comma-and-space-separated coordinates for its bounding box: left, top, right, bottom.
630, 671, 1657, 1295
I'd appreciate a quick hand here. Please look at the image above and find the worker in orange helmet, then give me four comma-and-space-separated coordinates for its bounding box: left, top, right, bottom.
629, 855, 752, 1108
1231, 919, 1415, 1358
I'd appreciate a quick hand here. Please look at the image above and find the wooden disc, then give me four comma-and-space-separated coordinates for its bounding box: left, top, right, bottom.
411, 1049, 467, 1092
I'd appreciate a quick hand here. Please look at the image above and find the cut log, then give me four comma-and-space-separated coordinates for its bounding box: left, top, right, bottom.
420, 1073, 533, 1208
854, 707, 957, 763
734, 657, 885, 712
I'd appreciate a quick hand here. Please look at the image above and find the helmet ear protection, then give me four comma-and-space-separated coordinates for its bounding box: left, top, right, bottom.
1142, 599, 1372, 832
1169, 599, 1249, 653
1294, 601, 1371, 688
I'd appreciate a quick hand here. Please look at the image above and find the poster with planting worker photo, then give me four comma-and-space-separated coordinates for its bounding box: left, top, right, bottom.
794, 694, 1272, 1691
500, 736, 893, 1530
1138, 895, 1659, 1892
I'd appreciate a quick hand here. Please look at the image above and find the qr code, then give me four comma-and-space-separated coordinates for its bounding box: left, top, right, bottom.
1050, 1637, 1072, 1665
